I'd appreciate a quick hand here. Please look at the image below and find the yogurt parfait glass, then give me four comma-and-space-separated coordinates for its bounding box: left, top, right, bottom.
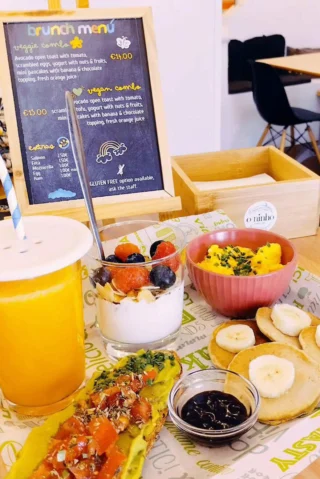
88, 220, 186, 361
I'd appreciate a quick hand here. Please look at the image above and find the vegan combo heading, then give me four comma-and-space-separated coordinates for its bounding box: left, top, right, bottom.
27, 21, 116, 37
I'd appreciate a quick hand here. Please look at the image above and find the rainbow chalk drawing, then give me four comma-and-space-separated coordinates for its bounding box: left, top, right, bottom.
96, 141, 127, 164
0, 154, 26, 240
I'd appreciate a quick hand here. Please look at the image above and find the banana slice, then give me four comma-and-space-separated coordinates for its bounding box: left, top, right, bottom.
249, 354, 295, 399
216, 324, 255, 353
271, 304, 311, 337
316, 325, 320, 348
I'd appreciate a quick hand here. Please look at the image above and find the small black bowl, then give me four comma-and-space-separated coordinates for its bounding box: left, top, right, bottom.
168, 368, 260, 447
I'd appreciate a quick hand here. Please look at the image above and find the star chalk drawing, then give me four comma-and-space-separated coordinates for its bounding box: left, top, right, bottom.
70, 36, 83, 49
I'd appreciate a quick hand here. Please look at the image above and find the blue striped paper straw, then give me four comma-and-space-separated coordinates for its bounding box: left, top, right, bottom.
0, 154, 26, 240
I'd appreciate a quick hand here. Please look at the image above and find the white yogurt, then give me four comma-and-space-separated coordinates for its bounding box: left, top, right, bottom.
97, 283, 184, 344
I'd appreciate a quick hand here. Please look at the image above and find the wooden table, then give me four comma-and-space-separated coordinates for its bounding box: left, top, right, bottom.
292, 229, 320, 275
0, 230, 319, 478
296, 458, 320, 478
0, 457, 6, 479
258, 52, 320, 77
281, 230, 320, 478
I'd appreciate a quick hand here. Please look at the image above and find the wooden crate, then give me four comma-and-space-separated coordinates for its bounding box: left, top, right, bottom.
172, 146, 320, 239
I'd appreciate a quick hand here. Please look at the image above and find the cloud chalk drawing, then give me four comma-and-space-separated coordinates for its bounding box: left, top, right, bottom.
48, 188, 77, 200
113, 143, 127, 156
96, 151, 113, 165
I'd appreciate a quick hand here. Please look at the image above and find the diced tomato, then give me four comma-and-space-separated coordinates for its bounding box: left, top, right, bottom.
30, 463, 53, 479
91, 386, 121, 410
115, 374, 131, 385
65, 435, 88, 462
129, 378, 142, 392
141, 369, 157, 385
47, 435, 89, 469
88, 417, 118, 455
116, 374, 142, 393
69, 458, 99, 478
46, 440, 68, 471
88, 437, 98, 456
55, 416, 86, 440
130, 397, 152, 424
97, 445, 127, 479
90, 391, 104, 407
107, 392, 121, 409
48, 438, 64, 454
105, 387, 121, 408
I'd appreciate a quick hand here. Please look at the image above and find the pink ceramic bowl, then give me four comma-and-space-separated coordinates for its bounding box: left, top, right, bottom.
187, 228, 297, 318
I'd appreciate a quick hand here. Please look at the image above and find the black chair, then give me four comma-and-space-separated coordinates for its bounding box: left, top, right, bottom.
250, 61, 320, 162
228, 35, 312, 94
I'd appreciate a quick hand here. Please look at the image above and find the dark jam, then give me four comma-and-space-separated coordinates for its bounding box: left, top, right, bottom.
181, 391, 248, 431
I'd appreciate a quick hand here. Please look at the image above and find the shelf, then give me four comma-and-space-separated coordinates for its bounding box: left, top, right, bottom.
0, 183, 6, 200
223, 0, 236, 10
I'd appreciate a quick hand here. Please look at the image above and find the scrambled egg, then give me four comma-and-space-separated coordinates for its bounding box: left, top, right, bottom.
197, 243, 284, 276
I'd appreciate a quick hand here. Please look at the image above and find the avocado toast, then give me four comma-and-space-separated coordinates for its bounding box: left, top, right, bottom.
6, 350, 182, 479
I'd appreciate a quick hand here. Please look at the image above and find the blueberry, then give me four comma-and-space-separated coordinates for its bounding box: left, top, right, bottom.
126, 253, 146, 263
150, 240, 164, 258
91, 267, 111, 287
150, 265, 176, 289
106, 254, 123, 263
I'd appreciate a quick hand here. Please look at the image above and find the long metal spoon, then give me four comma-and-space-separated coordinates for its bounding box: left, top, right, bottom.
65, 91, 105, 261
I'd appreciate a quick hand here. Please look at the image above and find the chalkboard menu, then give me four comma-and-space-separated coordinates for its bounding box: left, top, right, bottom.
5, 17, 167, 205
0, 9, 177, 220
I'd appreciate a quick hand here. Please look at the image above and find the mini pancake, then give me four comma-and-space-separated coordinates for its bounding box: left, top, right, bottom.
299, 326, 320, 363
265, 395, 320, 426
208, 320, 269, 369
226, 342, 320, 424
256, 307, 320, 349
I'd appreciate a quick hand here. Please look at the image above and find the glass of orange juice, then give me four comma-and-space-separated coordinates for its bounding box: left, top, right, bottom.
0, 216, 92, 415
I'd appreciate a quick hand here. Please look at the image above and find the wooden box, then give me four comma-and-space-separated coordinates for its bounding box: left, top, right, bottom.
172, 146, 320, 239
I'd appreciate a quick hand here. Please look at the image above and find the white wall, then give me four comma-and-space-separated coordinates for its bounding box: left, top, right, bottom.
222, 0, 320, 150
0, 0, 222, 156
2, 0, 48, 9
